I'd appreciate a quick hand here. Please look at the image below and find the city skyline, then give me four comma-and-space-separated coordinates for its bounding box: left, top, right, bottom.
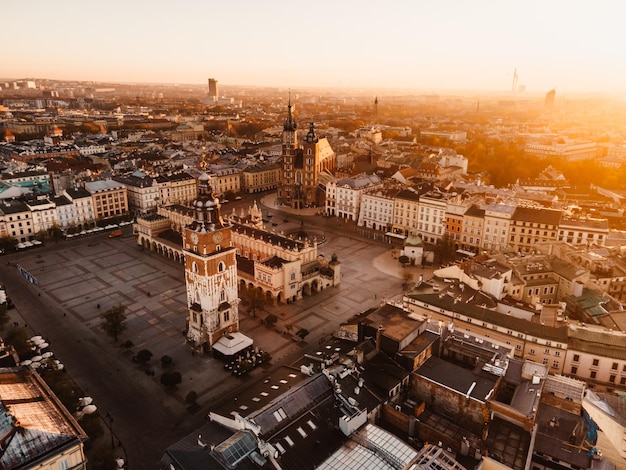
3, 0, 625, 95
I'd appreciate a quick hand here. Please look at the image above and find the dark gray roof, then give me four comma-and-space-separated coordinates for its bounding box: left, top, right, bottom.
159, 420, 235, 470
112, 173, 154, 188
51, 195, 71, 206
247, 374, 333, 437
260, 256, 288, 269
416, 356, 496, 403
156, 172, 195, 183
0, 200, 29, 214
512, 206, 562, 225
64, 187, 91, 199
464, 204, 485, 218
406, 293, 569, 342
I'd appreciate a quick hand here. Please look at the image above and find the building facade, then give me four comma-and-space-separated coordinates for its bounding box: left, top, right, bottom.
84, 180, 129, 221
242, 163, 282, 194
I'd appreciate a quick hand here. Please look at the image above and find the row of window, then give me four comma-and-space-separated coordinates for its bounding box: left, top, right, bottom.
570, 367, 626, 384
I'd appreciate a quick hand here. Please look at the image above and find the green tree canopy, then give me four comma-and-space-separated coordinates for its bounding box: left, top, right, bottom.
241, 287, 267, 317
135, 349, 153, 365
160, 371, 182, 389
99, 305, 127, 343
3, 327, 30, 358
0, 235, 18, 254
0, 304, 9, 331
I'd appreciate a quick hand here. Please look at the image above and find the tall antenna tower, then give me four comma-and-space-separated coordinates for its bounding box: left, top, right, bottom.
373, 96, 378, 122
512, 68, 519, 93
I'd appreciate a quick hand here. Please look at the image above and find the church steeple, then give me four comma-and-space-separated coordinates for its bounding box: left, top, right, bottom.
283, 92, 297, 132
304, 121, 318, 144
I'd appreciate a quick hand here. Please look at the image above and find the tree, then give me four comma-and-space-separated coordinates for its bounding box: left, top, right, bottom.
120, 340, 134, 352
398, 255, 410, 267
0, 305, 9, 330
3, 327, 30, 358
99, 305, 127, 343
134, 349, 153, 365
0, 235, 18, 254
401, 269, 414, 290
160, 371, 182, 389
79, 413, 104, 440
185, 391, 198, 405
241, 287, 267, 317
435, 234, 456, 265
160, 355, 173, 367
264, 314, 278, 327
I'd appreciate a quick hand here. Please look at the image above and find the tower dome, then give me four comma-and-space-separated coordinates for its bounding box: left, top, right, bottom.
190, 173, 225, 231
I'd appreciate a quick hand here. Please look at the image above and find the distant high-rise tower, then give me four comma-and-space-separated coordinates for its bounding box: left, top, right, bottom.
545, 88, 556, 108
373, 96, 378, 121
208, 78, 219, 99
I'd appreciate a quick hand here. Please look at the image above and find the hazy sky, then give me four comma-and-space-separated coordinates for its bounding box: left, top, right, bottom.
3, 0, 624, 94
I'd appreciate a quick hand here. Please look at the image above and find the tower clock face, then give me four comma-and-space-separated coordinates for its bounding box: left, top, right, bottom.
212, 231, 223, 243
190, 233, 199, 245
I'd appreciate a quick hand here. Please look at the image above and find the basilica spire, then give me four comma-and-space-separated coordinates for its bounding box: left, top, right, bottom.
283, 92, 297, 132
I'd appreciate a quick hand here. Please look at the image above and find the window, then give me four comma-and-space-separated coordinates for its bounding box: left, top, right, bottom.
59, 460, 70, 470
552, 361, 559, 369
544, 348, 550, 354
590, 371, 597, 379
529, 349, 535, 355
612, 362, 618, 370
571, 366, 577, 374
610, 375, 616, 383
218, 261, 225, 272
573, 354, 580, 363
592, 359, 599, 367
223, 311, 229, 322
621, 377, 626, 386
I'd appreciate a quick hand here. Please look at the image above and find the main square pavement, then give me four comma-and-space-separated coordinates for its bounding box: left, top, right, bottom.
1, 211, 429, 467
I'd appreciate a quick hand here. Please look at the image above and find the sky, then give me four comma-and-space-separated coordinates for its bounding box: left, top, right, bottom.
3, 0, 625, 94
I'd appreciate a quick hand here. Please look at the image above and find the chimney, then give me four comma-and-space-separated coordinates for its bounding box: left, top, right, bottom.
376, 325, 383, 352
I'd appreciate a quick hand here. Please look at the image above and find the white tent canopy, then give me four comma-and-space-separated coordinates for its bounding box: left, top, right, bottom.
213, 332, 253, 357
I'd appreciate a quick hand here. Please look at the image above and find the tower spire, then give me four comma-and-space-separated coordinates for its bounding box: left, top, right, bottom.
283, 91, 297, 131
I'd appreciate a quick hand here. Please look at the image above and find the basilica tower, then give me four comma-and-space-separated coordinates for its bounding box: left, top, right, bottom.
277, 97, 298, 206
277, 98, 336, 209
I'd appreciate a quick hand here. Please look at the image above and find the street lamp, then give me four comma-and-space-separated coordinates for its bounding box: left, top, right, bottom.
105, 412, 114, 449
